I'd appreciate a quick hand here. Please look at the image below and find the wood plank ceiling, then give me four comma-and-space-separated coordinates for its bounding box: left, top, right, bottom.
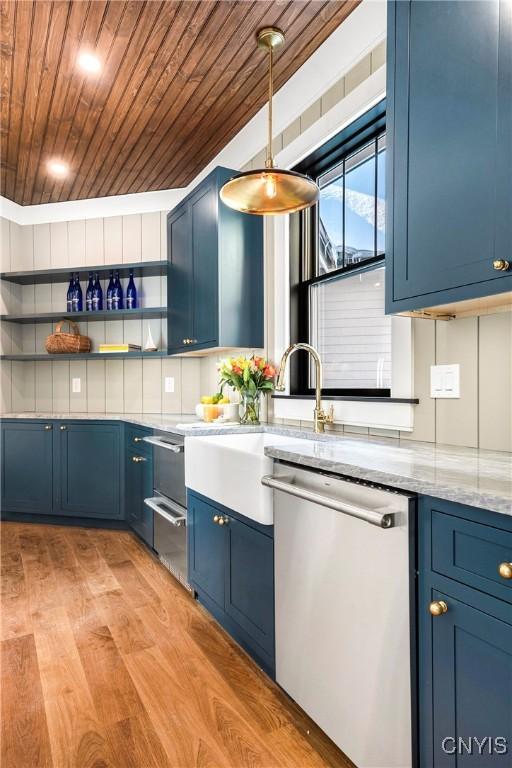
0, 0, 359, 206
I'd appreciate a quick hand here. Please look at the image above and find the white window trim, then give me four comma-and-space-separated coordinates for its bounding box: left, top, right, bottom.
266, 68, 415, 432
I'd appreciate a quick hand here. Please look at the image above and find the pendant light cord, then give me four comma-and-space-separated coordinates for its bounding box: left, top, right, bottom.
267, 44, 273, 169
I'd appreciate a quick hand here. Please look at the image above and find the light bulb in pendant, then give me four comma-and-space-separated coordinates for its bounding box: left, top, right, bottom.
264, 173, 277, 199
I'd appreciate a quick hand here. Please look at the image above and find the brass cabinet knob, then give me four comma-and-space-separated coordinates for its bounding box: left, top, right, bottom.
44, 424, 52, 431
218, 515, 229, 526
213, 514, 220, 524
60, 425, 67, 431
132, 455, 146, 463
429, 600, 448, 617
133, 437, 143, 443
498, 562, 512, 580
493, 259, 510, 271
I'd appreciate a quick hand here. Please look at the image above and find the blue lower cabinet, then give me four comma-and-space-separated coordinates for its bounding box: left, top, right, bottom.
419, 498, 512, 766
1, 420, 54, 514
55, 422, 122, 518
187, 490, 275, 676
126, 444, 153, 547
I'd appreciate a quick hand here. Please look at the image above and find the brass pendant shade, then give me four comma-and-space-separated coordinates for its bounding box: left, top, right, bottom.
220, 27, 319, 216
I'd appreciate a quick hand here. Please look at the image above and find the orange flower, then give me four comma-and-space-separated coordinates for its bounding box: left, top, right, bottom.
232, 364, 243, 375
263, 364, 276, 379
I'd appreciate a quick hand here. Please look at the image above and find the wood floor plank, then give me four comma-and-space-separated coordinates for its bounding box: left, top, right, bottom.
94, 588, 155, 656
1, 633, 53, 768
65, 527, 121, 595
108, 558, 161, 609
44, 690, 115, 768
54, 565, 102, 635
104, 712, 171, 768
74, 623, 145, 725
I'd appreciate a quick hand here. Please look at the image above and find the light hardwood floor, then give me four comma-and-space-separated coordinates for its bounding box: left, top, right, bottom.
1, 522, 353, 768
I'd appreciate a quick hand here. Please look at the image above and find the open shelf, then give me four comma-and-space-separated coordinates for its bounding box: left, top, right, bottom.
0, 307, 167, 324
0, 260, 168, 285
0, 351, 168, 361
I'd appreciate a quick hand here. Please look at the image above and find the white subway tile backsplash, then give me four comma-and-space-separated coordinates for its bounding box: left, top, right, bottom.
142, 358, 162, 413
124, 358, 143, 413
35, 362, 52, 411
87, 359, 106, 413
52, 361, 70, 411
105, 360, 124, 412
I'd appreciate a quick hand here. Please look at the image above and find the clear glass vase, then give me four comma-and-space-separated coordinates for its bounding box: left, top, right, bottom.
240, 390, 261, 425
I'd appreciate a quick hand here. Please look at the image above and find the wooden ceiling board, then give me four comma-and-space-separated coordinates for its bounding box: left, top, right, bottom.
0, 0, 360, 205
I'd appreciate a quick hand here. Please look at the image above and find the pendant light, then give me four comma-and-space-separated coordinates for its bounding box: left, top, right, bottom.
220, 27, 319, 215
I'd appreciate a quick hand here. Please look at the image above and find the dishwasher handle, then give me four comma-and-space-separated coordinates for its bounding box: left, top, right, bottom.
142, 435, 184, 453
144, 496, 187, 527
261, 474, 395, 529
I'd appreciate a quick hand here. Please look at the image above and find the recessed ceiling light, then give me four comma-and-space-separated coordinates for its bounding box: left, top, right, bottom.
77, 51, 101, 74
47, 160, 69, 178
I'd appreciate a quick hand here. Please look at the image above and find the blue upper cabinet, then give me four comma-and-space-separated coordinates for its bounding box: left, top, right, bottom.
386, 0, 512, 313
167, 166, 264, 355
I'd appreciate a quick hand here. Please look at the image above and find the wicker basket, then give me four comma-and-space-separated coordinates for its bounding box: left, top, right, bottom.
45, 319, 91, 354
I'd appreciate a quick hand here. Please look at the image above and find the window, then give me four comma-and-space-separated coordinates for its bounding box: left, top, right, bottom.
288, 101, 389, 397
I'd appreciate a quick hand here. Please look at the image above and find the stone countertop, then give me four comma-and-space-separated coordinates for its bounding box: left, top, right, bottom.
263, 437, 512, 516
2, 412, 511, 514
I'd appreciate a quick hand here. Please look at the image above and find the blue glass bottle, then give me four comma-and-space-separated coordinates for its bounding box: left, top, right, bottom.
85, 272, 94, 312
112, 270, 123, 310
126, 270, 137, 309
92, 272, 103, 311
72, 273, 83, 312
106, 271, 114, 311
66, 273, 74, 313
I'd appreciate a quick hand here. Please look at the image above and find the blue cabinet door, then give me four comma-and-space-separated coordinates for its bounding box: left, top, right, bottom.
126, 447, 153, 546
167, 203, 192, 351
426, 589, 512, 766
190, 179, 218, 348
225, 517, 274, 657
1, 421, 53, 514
187, 493, 225, 608
387, 0, 512, 312
55, 422, 121, 518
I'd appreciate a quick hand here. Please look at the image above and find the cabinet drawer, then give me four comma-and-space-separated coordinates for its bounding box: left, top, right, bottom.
125, 424, 152, 455
432, 510, 512, 604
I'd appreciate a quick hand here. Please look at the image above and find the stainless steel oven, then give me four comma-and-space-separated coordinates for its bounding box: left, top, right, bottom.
143, 431, 191, 591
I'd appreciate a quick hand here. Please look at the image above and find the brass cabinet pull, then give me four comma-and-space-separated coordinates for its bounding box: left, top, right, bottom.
44, 424, 52, 431
498, 562, 512, 580
133, 436, 143, 443
132, 455, 146, 463
493, 259, 510, 271
429, 600, 448, 617
182, 338, 198, 345
60, 425, 67, 431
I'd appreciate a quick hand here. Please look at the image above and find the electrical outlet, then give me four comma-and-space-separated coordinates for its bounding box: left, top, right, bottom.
72, 377, 81, 394
430, 364, 460, 398
164, 376, 175, 394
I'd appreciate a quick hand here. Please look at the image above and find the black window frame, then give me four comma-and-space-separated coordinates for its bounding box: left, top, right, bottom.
288, 99, 388, 398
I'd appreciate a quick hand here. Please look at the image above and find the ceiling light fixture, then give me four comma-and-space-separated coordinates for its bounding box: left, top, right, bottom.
77, 51, 101, 74
47, 160, 69, 178
220, 27, 319, 216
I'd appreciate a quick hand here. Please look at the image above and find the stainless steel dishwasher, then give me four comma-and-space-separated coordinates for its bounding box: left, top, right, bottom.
263, 464, 416, 768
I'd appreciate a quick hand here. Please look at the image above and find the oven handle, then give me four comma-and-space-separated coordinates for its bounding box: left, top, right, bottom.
142, 436, 184, 453
144, 496, 187, 527
261, 474, 395, 529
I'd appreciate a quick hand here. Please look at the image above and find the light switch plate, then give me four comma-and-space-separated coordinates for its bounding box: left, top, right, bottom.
72, 377, 81, 393
164, 376, 175, 394
430, 364, 460, 398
